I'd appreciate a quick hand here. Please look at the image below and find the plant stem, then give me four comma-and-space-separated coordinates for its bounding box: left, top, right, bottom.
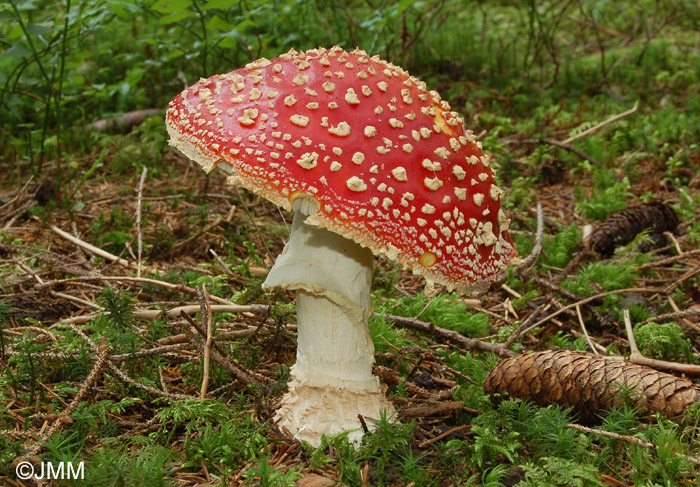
192, 0, 208, 75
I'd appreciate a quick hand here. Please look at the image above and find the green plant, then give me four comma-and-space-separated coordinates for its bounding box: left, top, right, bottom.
361, 411, 414, 484
154, 397, 235, 435
575, 169, 633, 220
72, 397, 143, 435
82, 438, 179, 487
369, 315, 412, 353
541, 223, 582, 269
380, 292, 491, 338
243, 454, 301, 487
0, 299, 13, 357
633, 322, 693, 362
518, 456, 603, 486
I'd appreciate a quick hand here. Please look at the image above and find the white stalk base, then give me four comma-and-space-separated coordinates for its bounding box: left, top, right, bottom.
263, 202, 394, 447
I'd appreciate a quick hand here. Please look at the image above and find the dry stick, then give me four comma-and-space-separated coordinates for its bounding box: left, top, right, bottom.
642, 309, 700, 326
576, 304, 599, 355
504, 305, 549, 347
3, 344, 196, 363
198, 285, 214, 398
110, 342, 192, 361
566, 423, 700, 466
136, 167, 147, 278
209, 248, 235, 277
562, 101, 639, 144
5, 326, 59, 344
623, 309, 700, 378
402, 401, 475, 418
52, 304, 265, 327
357, 414, 369, 434
179, 310, 267, 388
49, 225, 131, 268
524, 139, 603, 168
515, 287, 666, 339
663, 230, 683, 256
25, 337, 111, 457
662, 265, 700, 294
418, 424, 471, 449
13, 259, 44, 284
513, 202, 544, 276
106, 356, 192, 400
665, 296, 700, 335
3, 200, 34, 230
68, 324, 191, 400
382, 313, 514, 358
158, 366, 168, 394
37, 276, 237, 305
51, 291, 101, 309
0, 175, 34, 213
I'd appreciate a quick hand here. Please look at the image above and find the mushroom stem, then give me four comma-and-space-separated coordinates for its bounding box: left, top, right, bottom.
263, 199, 393, 446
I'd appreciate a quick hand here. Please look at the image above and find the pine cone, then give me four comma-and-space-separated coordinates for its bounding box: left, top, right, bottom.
588, 202, 679, 256
484, 350, 700, 421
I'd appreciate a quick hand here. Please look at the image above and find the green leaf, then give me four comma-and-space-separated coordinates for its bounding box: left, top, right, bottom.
151, 0, 192, 14
118, 81, 131, 96
106, 1, 139, 18
217, 34, 238, 49
69, 74, 85, 87
201, 0, 237, 10
16, 0, 38, 11
205, 15, 231, 32
1, 42, 31, 58
26, 22, 53, 36
158, 9, 194, 24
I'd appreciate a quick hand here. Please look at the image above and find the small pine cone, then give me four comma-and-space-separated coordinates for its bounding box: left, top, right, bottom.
484, 350, 700, 422
588, 202, 679, 256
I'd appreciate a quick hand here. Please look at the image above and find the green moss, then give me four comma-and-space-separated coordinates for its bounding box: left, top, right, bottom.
634, 322, 694, 362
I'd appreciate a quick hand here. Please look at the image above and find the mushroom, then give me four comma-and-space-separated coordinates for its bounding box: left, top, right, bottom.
166, 46, 517, 446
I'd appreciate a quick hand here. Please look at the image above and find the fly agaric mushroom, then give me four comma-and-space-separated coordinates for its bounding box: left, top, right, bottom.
166, 46, 517, 446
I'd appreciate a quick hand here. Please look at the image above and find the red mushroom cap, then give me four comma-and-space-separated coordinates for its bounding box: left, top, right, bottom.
166, 46, 517, 294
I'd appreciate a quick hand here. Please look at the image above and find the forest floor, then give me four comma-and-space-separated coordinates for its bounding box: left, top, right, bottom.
1, 1, 700, 485
1, 100, 699, 486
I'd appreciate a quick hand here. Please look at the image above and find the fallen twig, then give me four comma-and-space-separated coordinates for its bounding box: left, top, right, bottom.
0, 175, 34, 213
199, 285, 214, 398
402, 401, 479, 418
49, 224, 131, 268
513, 202, 544, 276
37, 276, 241, 306
523, 139, 603, 168
504, 306, 549, 347
52, 303, 266, 326
418, 424, 471, 448
375, 365, 432, 399
623, 310, 700, 377
662, 265, 700, 294
576, 304, 600, 355
209, 248, 235, 277
381, 313, 514, 358
68, 324, 191, 400
136, 166, 147, 278
566, 423, 700, 466
562, 101, 639, 144
514, 287, 667, 339
179, 310, 270, 388
25, 337, 111, 457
